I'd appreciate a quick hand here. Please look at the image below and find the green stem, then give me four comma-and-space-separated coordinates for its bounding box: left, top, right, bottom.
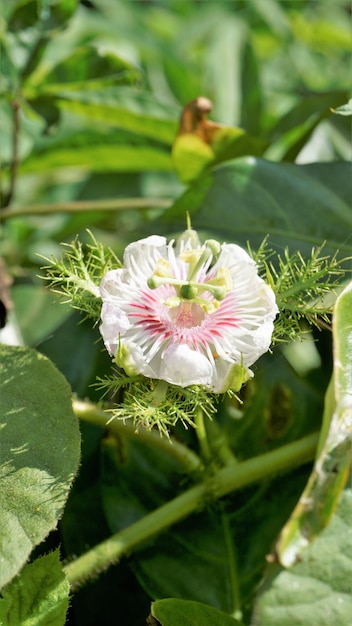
205, 418, 238, 467
0, 197, 171, 220
64, 429, 319, 588
73, 399, 203, 475
194, 406, 212, 464
221, 510, 242, 621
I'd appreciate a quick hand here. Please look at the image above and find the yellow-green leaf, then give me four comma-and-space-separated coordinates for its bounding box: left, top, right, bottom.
276, 281, 352, 567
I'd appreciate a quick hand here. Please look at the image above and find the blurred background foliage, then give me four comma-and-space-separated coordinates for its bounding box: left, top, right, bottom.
0, 1, 351, 625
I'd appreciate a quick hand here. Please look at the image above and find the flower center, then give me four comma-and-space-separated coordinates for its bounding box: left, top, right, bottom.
146, 240, 233, 315
169, 301, 205, 328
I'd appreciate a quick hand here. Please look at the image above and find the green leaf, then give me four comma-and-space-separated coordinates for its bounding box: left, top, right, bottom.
0, 101, 45, 165
251, 489, 352, 626
240, 40, 263, 136
101, 436, 241, 612
6, 0, 77, 32
265, 91, 348, 161
171, 134, 214, 184
5, 0, 39, 31
20, 144, 172, 174
221, 352, 323, 460
101, 432, 193, 530
166, 158, 352, 258
0, 37, 19, 95
0, 550, 69, 626
0, 345, 80, 588
100, 411, 314, 614
27, 44, 140, 91
12, 285, 71, 347
276, 281, 352, 566
47, 87, 178, 144
40, 0, 77, 32
38, 311, 111, 399
171, 128, 265, 184
150, 598, 244, 626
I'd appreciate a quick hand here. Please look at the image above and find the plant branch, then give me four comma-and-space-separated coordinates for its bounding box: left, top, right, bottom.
0, 197, 171, 220
194, 406, 212, 464
64, 428, 319, 588
73, 399, 203, 475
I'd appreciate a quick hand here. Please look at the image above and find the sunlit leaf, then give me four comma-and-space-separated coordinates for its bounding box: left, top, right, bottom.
252, 489, 352, 626
0, 550, 69, 625
0, 345, 80, 588
276, 281, 352, 566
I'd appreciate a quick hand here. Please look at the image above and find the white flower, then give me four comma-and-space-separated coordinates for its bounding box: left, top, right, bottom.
99, 231, 278, 392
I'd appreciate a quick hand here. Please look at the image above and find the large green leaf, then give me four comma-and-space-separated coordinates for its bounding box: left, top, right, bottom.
0, 550, 69, 626
219, 350, 323, 460
251, 489, 352, 626
165, 158, 352, 257
150, 598, 244, 626
0, 345, 80, 588
276, 281, 352, 566
100, 418, 313, 614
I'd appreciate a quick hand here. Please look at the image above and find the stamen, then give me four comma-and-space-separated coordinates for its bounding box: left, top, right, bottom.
147, 275, 184, 290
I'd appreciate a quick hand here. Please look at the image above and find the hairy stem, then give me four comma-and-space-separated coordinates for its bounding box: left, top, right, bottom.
205, 417, 238, 467
64, 426, 319, 588
194, 406, 212, 464
73, 399, 203, 475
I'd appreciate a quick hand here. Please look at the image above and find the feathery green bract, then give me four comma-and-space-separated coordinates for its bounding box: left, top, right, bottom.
250, 240, 349, 342
41, 230, 121, 321
95, 375, 217, 436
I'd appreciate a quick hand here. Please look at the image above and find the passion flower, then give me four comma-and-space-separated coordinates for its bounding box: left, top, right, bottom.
99, 230, 278, 392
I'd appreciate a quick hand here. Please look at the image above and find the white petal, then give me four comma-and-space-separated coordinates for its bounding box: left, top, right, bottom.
160, 344, 213, 387
100, 269, 126, 299
99, 301, 130, 355
123, 236, 167, 286
217, 243, 256, 274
